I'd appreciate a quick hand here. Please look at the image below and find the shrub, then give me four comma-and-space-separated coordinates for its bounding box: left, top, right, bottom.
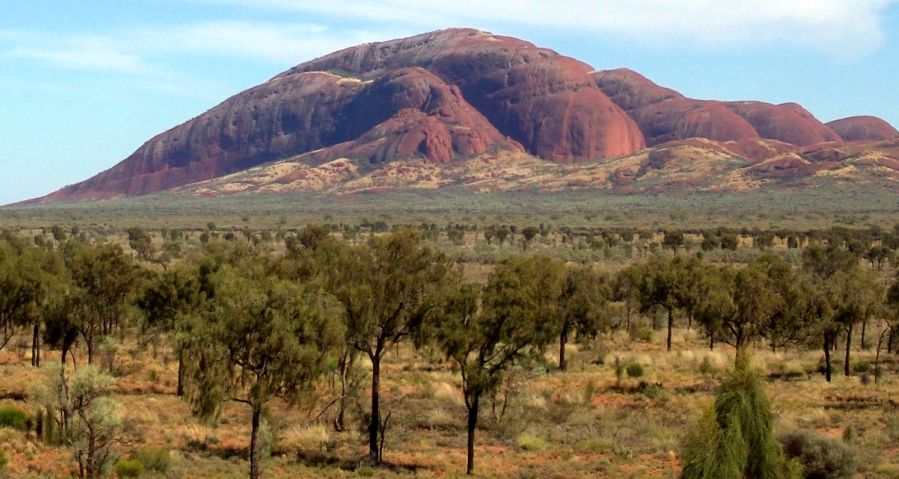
582, 379, 598, 406
135, 447, 170, 473
638, 382, 666, 400
614, 357, 624, 387
841, 424, 856, 443
516, 432, 549, 451
817, 358, 842, 376
681, 364, 797, 479
115, 458, 144, 478
779, 429, 856, 479
851, 361, 870, 373
637, 328, 654, 342
0, 407, 29, 431
699, 356, 717, 376
356, 466, 375, 477
626, 362, 644, 379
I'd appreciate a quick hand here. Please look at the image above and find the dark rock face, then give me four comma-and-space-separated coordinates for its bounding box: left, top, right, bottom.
287, 29, 646, 163
593, 69, 759, 146
826, 116, 899, 142
302, 67, 521, 165
627, 99, 761, 146
592, 69, 683, 111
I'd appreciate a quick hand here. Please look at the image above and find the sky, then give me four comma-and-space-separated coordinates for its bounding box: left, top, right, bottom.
1, 0, 897, 205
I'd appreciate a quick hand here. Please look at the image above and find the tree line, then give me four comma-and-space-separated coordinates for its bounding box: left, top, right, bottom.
1, 226, 898, 478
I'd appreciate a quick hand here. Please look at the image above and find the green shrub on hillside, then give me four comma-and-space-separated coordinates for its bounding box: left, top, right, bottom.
115, 458, 143, 478
626, 363, 644, 379
780, 429, 856, 479
0, 407, 28, 431
135, 447, 170, 473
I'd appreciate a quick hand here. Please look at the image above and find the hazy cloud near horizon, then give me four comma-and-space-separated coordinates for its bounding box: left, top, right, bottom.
3, 0, 896, 76
190, 0, 897, 56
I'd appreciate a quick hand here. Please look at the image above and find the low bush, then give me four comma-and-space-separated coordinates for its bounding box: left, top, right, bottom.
582, 379, 597, 406
852, 361, 870, 373
0, 407, 29, 431
614, 357, 624, 387
516, 432, 549, 451
779, 429, 856, 479
135, 446, 170, 473
355, 466, 375, 477
626, 362, 644, 379
636, 328, 654, 342
698, 356, 717, 376
115, 458, 144, 478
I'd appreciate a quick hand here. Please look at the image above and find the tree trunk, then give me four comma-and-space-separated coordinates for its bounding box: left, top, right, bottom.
86, 428, 96, 478
875, 328, 888, 385
176, 350, 184, 397
735, 346, 750, 371
860, 320, 867, 350
335, 349, 351, 432
823, 335, 832, 383
368, 354, 381, 465
249, 406, 261, 479
86, 336, 94, 365
666, 308, 673, 352
466, 393, 480, 475
625, 302, 631, 332
844, 323, 853, 377
559, 323, 569, 371
31, 321, 41, 367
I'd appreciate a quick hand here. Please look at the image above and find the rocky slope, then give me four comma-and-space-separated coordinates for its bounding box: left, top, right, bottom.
179, 136, 899, 196
34, 28, 897, 202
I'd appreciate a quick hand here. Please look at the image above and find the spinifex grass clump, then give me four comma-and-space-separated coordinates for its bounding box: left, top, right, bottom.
779, 429, 856, 479
0, 406, 29, 431
680, 361, 799, 479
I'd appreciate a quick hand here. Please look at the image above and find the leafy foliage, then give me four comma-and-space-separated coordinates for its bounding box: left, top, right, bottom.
779, 430, 856, 479
681, 364, 798, 479
0, 406, 29, 431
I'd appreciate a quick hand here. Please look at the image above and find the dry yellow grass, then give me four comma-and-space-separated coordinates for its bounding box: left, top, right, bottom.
0, 326, 897, 478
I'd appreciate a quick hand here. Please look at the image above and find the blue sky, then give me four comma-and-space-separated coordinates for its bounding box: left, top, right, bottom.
1, 0, 897, 204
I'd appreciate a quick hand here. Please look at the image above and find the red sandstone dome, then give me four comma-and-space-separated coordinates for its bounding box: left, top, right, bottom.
826, 116, 899, 142
35, 28, 897, 202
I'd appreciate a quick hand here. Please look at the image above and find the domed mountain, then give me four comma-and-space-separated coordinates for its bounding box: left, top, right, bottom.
826, 116, 898, 142
34, 28, 896, 202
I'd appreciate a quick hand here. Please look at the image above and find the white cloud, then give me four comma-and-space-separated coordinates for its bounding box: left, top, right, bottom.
130, 21, 404, 65
0, 22, 403, 75
192, 0, 898, 55
1, 32, 152, 73
2, 0, 894, 82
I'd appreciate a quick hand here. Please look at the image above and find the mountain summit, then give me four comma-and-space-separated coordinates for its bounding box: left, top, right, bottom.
37, 29, 897, 201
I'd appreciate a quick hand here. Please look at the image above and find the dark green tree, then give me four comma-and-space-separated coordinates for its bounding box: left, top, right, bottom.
802, 244, 862, 382
435, 256, 562, 475
328, 230, 454, 464
637, 256, 681, 352
557, 264, 611, 371
63, 242, 137, 364
182, 262, 344, 479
